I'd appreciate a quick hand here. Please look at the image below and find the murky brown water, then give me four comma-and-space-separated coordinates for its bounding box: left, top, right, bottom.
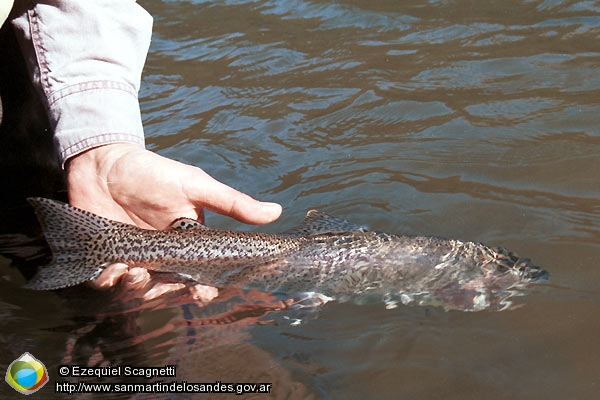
1, 0, 599, 398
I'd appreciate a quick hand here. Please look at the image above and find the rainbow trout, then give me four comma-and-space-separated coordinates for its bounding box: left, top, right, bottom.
26, 197, 548, 311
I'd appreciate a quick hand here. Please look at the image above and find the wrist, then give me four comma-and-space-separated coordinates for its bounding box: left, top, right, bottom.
66, 143, 144, 204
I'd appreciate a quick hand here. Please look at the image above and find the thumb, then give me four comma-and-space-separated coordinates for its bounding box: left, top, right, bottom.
186, 171, 282, 225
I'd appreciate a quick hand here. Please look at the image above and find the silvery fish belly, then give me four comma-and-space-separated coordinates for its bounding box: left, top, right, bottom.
246, 232, 547, 311
26, 198, 548, 311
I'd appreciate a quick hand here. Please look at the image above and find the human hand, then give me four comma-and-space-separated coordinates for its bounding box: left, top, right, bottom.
66, 143, 281, 228
65, 143, 282, 301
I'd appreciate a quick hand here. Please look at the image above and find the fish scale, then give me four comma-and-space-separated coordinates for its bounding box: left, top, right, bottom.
26, 197, 548, 311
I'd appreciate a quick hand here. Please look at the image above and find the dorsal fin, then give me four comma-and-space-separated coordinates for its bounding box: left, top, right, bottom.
284, 210, 369, 236
169, 218, 209, 230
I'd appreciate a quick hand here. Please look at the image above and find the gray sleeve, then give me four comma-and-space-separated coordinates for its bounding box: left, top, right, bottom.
11, 0, 152, 166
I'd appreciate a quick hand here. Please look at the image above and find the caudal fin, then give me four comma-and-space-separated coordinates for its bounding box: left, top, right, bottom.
26, 198, 120, 290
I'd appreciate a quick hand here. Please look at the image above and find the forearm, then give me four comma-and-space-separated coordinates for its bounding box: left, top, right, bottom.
10, 0, 152, 165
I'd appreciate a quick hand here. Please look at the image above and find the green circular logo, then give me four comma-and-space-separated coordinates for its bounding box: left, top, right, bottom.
5, 352, 49, 395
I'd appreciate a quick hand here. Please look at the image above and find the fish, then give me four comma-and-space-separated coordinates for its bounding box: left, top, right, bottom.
25, 197, 549, 311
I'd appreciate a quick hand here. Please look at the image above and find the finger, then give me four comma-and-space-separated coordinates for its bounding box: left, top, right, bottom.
189, 284, 219, 302
187, 172, 282, 225
89, 263, 130, 289
120, 267, 152, 289
143, 283, 186, 300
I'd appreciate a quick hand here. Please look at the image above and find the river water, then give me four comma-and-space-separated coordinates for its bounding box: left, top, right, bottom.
1, 0, 599, 398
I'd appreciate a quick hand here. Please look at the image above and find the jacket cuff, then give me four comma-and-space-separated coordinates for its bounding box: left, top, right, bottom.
51, 80, 146, 165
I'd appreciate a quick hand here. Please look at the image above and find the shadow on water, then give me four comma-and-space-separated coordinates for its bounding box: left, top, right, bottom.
0, 23, 66, 282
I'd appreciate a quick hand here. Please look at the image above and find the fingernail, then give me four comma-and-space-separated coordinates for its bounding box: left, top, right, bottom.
262, 202, 282, 220
262, 202, 282, 213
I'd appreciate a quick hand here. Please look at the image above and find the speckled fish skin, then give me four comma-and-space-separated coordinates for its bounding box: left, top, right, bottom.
26, 197, 548, 311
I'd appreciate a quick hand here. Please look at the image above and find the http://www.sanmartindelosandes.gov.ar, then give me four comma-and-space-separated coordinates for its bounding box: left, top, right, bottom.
5, 352, 49, 395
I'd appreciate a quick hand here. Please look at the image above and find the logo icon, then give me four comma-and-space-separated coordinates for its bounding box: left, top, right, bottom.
5, 352, 49, 395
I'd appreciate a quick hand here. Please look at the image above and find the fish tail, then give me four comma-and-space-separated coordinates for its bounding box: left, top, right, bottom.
25, 197, 117, 290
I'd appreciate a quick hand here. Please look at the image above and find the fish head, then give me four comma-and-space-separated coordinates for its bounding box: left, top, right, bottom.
434, 250, 549, 311
482, 246, 548, 283
513, 258, 549, 282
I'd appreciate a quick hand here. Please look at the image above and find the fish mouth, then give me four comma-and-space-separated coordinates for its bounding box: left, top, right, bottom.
514, 259, 550, 282
491, 247, 549, 283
